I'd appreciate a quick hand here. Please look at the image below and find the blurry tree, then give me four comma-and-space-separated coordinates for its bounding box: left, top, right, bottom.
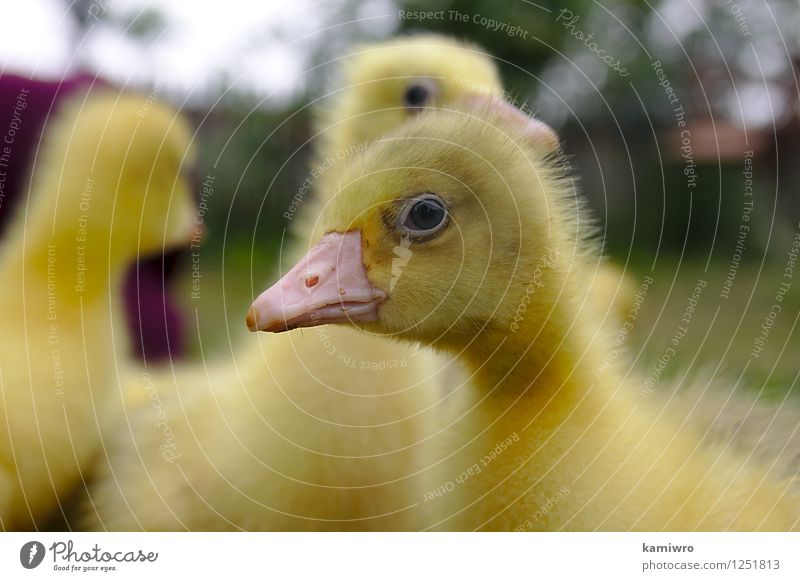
395, 0, 646, 123
56, 0, 800, 259
395, 0, 799, 130
63, 0, 168, 56
117, 7, 168, 42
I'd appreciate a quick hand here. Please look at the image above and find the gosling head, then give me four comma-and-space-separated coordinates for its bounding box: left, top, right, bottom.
323, 34, 505, 151
248, 98, 575, 350
56, 91, 196, 258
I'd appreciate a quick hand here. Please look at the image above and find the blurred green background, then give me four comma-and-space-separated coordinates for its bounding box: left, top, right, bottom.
12, 0, 799, 393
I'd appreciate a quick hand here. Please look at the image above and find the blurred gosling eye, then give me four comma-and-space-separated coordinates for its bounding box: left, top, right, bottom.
398, 193, 448, 238
404, 78, 438, 111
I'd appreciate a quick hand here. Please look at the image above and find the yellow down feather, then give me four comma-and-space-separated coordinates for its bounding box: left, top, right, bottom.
0, 91, 194, 529
300, 99, 799, 531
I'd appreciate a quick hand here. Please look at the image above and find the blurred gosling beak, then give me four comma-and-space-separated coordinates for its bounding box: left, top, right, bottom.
464, 94, 560, 152
246, 231, 386, 333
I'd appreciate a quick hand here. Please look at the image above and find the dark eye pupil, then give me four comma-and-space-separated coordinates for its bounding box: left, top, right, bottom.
404, 84, 430, 108
408, 199, 445, 231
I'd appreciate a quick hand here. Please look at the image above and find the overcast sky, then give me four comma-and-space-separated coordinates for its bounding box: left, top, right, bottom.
2, 0, 797, 127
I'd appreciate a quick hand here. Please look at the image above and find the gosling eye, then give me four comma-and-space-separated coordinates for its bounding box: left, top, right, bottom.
403, 78, 438, 111
398, 193, 448, 238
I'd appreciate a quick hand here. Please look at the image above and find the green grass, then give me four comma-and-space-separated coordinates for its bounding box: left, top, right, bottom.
623, 258, 800, 398
172, 237, 283, 358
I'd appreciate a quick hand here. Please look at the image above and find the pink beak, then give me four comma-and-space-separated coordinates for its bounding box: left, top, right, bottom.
246, 231, 386, 333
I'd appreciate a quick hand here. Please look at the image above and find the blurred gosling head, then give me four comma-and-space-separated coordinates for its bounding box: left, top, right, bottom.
320, 34, 505, 154
39, 91, 196, 258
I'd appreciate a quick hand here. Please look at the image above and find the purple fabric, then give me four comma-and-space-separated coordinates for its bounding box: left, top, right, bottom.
0, 72, 185, 362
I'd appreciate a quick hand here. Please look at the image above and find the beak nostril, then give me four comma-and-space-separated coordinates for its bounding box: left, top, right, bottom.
246, 307, 258, 332
248, 231, 381, 332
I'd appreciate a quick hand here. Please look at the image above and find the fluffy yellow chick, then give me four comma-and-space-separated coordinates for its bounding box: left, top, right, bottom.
293, 34, 502, 250
80, 35, 505, 531
248, 97, 799, 531
0, 92, 195, 530
659, 383, 800, 487
300, 34, 632, 322
317, 34, 501, 161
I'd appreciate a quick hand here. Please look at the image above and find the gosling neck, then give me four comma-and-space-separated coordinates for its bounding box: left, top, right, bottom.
453, 268, 610, 401
467, 314, 596, 394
